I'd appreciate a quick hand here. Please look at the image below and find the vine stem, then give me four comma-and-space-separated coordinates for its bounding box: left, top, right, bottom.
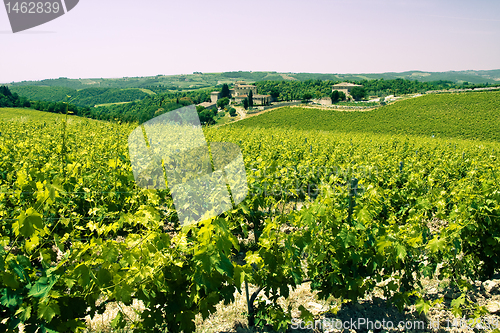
245, 282, 254, 327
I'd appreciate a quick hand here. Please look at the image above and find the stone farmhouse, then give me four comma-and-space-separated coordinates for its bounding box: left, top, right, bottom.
332, 82, 363, 97
312, 82, 365, 105
210, 81, 272, 106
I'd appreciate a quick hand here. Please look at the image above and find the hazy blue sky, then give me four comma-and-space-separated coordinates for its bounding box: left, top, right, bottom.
1, 0, 499, 82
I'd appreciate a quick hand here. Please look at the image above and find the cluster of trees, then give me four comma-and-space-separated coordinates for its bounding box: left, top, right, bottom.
88, 89, 211, 123
89, 96, 193, 123
31, 100, 90, 116
0, 85, 91, 115
9, 86, 151, 107
1, 84, 214, 125
9, 85, 212, 108
330, 90, 346, 103
0, 86, 31, 108
195, 104, 219, 125
217, 97, 230, 109
349, 87, 367, 101
70, 88, 149, 106
256, 80, 334, 101
8, 86, 74, 103
255, 78, 483, 102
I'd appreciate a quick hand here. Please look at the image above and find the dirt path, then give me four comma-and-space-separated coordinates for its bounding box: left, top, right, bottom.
235, 107, 246, 120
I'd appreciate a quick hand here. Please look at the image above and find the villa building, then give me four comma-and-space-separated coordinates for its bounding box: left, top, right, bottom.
208, 81, 272, 107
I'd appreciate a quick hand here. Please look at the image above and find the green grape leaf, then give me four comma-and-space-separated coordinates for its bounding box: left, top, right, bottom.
415, 298, 431, 315
111, 311, 126, 328
298, 305, 314, 324
37, 301, 60, 322
28, 275, 60, 299
15, 305, 32, 322
13, 208, 44, 238
428, 236, 446, 253
0, 288, 22, 309
2, 272, 20, 289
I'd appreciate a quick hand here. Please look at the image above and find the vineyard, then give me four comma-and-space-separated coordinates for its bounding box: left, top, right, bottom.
0, 95, 499, 332
236, 91, 500, 142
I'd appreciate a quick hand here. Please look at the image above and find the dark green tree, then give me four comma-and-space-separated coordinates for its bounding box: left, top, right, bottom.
243, 98, 248, 110
198, 109, 215, 125
270, 88, 280, 100
302, 93, 312, 101
248, 90, 253, 108
350, 87, 366, 101
331, 90, 340, 103
339, 91, 346, 101
221, 84, 230, 98
217, 97, 229, 109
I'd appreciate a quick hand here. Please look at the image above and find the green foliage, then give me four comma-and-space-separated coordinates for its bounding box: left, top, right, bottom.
331, 90, 340, 103
9, 86, 150, 107
302, 92, 312, 101
228, 107, 237, 117
89, 89, 211, 123
217, 97, 230, 109
8, 86, 74, 103
220, 84, 230, 98
248, 90, 254, 108
0, 86, 30, 108
350, 86, 367, 100
243, 98, 248, 110
338, 91, 346, 101
198, 109, 216, 125
255, 78, 489, 102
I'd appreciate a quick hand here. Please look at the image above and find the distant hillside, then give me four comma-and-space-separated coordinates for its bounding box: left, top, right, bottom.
8, 86, 152, 107
6, 69, 500, 91
234, 91, 500, 142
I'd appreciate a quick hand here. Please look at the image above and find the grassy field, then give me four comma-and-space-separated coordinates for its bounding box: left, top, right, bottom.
0, 107, 79, 122
234, 90, 500, 142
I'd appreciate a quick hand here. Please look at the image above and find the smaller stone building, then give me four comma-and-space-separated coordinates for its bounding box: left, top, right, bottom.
197, 101, 216, 110
332, 82, 363, 97
210, 92, 221, 103
312, 96, 333, 106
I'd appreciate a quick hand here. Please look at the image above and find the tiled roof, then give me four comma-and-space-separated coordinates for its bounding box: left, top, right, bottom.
332, 82, 363, 87
198, 102, 216, 108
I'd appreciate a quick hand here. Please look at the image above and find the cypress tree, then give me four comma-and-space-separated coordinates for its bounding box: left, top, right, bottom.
221, 84, 230, 98
248, 90, 253, 108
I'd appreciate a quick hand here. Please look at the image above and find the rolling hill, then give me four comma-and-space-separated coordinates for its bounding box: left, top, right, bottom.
233, 90, 500, 142
5, 69, 500, 91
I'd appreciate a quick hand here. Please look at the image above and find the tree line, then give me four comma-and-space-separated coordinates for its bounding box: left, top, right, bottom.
87, 89, 212, 123
0, 85, 91, 116
255, 78, 490, 102
8, 85, 151, 107
1, 85, 213, 124
0, 86, 31, 108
